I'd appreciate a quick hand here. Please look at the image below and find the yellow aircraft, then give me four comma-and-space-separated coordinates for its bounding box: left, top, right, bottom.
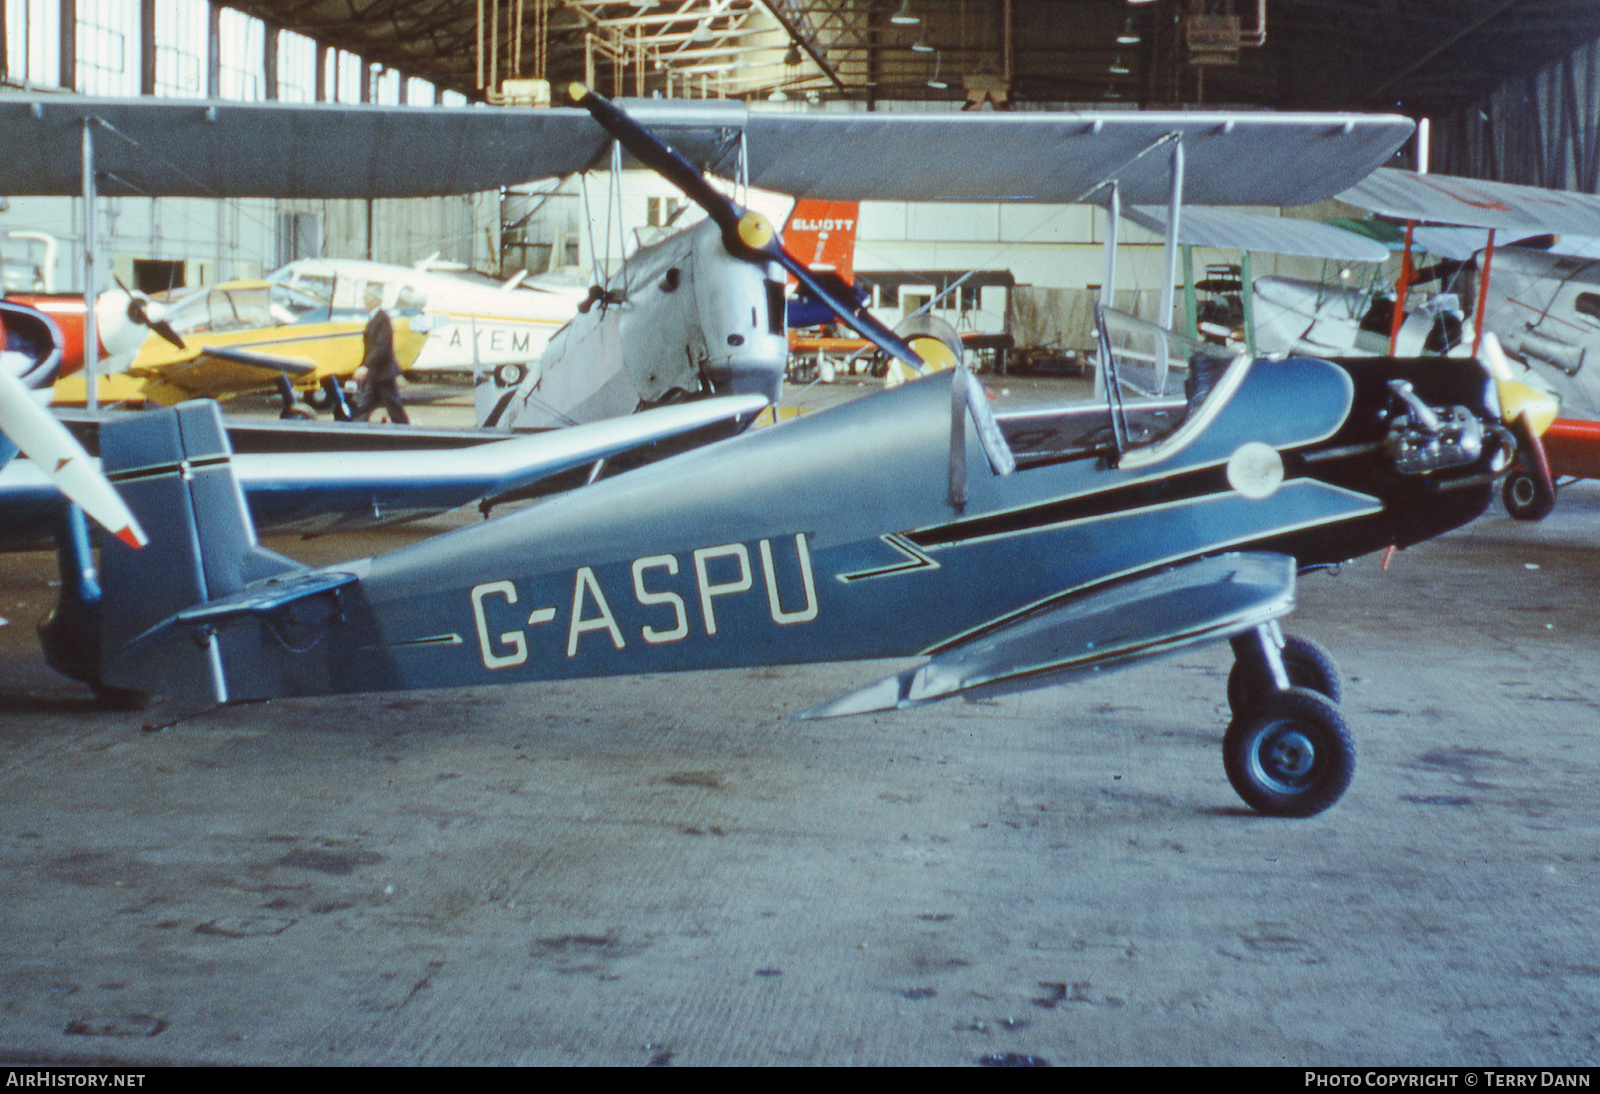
50, 279, 429, 415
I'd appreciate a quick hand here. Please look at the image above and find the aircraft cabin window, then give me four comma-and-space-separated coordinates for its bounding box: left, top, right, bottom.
211, 287, 271, 333
393, 285, 427, 312
290, 274, 336, 306
270, 284, 330, 324
161, 290, 213, 336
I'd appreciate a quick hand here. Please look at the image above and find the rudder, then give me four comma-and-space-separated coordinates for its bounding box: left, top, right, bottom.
97, 400, 301, 700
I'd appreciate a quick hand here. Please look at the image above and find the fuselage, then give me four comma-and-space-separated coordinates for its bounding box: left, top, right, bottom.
172, 352, 1500, 702
483, 217, 789, 430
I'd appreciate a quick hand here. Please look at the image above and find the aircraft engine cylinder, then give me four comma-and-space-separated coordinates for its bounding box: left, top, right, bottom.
1384, 403, 1485, 475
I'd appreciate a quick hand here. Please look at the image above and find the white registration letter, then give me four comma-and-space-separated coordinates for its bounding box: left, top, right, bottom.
471, 581, 527, 669
760, 534, 818, 624
633, 555, 688, 643
568, 566, 626, 656
693, 544, 752, 635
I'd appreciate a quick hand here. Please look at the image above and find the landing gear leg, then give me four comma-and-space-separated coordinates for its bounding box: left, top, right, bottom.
276, 376, 316, 420
1227, 625, 1342, 717
307, 375, 353, 421
1221, 623, 1352, 817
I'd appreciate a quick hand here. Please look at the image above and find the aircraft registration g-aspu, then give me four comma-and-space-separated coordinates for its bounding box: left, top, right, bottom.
5, 89, 1531, 818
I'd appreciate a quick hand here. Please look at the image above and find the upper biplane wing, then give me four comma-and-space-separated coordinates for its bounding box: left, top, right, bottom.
1339, 167, 1600, 235
1123, 206, 1392, 262
0, 94, 1412, 207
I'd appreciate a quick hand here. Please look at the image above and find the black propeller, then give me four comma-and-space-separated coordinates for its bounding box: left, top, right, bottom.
568, 84, 925, 370
114, 274, 186, 350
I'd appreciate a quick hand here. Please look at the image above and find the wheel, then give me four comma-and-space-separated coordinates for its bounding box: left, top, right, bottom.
1502, 469, 1556, 521
493, 362, 528, 389
1223, 687, 1355, 818
1227, 634, 1342, 718
279, 403, 317, 420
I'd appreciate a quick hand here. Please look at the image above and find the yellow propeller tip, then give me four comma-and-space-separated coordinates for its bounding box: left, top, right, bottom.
569, 82, 589, 102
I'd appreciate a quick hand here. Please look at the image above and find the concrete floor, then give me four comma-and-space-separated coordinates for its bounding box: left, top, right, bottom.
2, 384, 1600, 1065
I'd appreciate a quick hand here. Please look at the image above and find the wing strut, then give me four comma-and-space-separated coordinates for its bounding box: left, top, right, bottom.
1160, 136, 1185, 333
82, 118, 100, 411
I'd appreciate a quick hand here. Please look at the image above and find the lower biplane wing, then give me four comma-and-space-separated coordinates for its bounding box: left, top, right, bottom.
799, 552, 1295, 718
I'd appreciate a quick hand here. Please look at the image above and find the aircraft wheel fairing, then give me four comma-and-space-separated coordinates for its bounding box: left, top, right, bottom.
1502, 469, 1556, 522
1224, 688, 1355, 818
1227, 634, 1342, 718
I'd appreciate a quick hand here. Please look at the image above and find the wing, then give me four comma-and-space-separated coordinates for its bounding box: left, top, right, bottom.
0, 395, 768, 547
1340, 167, 1600, 235
189, 345, 318, 376
1124, 206, 1392, 262
0, 94, 1410, 207
799, 553, 1295, 718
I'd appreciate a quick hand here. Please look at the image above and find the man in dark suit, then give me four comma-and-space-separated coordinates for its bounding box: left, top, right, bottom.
352, 308, 409, 424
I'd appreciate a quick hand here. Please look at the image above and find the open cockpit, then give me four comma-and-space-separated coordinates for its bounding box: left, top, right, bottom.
997, 307, 1252, 471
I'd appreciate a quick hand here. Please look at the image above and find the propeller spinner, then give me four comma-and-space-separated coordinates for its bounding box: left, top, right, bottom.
113, 275, 186, 350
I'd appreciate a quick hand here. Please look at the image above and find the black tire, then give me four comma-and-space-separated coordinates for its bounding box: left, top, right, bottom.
1227, 634, 1342, 718
1223, 687, 1355, 818
279, 403, 317, 421
1503, 470, 1556, 522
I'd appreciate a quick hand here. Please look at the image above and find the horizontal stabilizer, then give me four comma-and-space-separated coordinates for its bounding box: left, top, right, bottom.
118, 571, 361, 660
799, 553, 1295, 719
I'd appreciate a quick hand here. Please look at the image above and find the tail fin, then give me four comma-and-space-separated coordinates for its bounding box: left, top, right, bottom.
97, 400, 302, 700
783, 200, 859, 285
